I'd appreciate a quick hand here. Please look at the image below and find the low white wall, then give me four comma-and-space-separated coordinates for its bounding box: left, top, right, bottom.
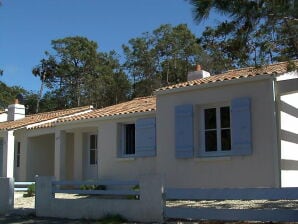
0, 177, 14, 215
35, 174, 163, 222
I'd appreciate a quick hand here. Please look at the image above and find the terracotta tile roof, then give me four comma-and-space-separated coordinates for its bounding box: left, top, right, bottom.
156, 60, 298, 92
0, 105, 93, 131
28, 96, 156, 129
55, 96, 156, 124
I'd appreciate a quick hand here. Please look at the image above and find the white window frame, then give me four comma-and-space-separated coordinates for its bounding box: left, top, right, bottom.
119, 123, 136, 157
16, 142, 21, 168
88, 133, 98, 165
199, 104, 232, 157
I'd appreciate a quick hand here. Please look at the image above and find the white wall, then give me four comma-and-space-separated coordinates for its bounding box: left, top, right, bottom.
280, 93, 298, 187
27, 134, 55, 181
65, 133, 74, 180
156, 79, 279, 188
0, 138, 3, 176
98, 116, 157, 181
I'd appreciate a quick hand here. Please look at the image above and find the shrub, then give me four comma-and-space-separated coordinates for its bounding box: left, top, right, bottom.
80, 184, 106, 191
23, 183, 35, 197
97, 214, 127, 224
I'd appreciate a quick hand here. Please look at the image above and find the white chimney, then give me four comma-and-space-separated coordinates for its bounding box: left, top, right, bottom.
187, 65, 210, 81
7, 99, 25, 121
0, 109, 8, 122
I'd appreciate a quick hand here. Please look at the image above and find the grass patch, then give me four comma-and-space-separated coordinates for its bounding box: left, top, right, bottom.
97, 214, 127, 224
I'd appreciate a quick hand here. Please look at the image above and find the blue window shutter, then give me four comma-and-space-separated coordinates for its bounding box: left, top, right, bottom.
175, 104, 194, 158
135, 117, 156, 157
231, 97, 252, 155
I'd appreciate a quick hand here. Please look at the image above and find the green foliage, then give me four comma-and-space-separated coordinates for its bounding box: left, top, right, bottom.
97, 214, 127, 224
190, 0, 298, 70
23, 183, 35, 198
80, 184, 106, 191
32, 36, 131, 111
123, 24, 203, 97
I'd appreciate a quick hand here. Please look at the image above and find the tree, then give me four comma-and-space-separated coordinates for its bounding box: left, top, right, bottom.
33, 36, 131, 111
0, 81, 38, 114
51, 36, 99, 107
189, 0, 298, 70
123, 24, 202, 97
32, 53, 57, 113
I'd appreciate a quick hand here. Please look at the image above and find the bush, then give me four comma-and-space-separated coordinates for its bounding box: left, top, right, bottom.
23, 183, 35, 197
80, 184, 106, 191
97, 214, 127, 224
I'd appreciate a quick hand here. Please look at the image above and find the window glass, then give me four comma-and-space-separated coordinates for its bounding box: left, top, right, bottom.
220, 107, 230, 128
205, 108, 216, 129
205, 130, 217, 151
89, 135, 97, 165
16, 142, 20, 167
221, 129, 231, 151
90, 134, 97, 149
125, 124, 135, 155
203, 106, 231, 153
90, 149, 96, 165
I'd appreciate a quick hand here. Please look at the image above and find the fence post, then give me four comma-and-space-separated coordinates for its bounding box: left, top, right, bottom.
35, 176, 54, 217
139, 174, 164, 222
0, 177, 14, 215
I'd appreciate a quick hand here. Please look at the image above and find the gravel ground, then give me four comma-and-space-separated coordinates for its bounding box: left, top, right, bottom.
167, 199, 298, 210
10, 192, 298, 223
14, 192, 298, 210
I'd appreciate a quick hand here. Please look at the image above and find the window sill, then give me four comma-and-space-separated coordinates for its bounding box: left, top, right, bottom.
195, 156, 231, 162
116, 157, 136, 161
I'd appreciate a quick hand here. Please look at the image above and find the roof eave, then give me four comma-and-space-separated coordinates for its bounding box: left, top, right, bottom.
55, 110, 156, 128
155, 74, 275, 96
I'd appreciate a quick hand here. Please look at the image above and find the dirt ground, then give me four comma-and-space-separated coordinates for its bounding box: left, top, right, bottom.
8, 192, 298, 224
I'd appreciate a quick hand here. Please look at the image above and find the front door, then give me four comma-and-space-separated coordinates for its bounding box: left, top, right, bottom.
84, 133, 98, 180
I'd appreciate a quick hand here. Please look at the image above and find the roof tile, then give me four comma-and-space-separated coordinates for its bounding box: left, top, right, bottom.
0, 105, 92, 131
156, 60, 298, 92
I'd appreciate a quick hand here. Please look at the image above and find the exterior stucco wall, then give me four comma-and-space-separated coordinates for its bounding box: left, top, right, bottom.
156, 79, 278, 188
27, 134, 55, 181
280, 93, 298, 187
65, 133, 74, 180
0, 138, 3, 177
98, 116, 157, 181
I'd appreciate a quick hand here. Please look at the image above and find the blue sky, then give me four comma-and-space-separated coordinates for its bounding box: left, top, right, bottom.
0, 0, 220, 92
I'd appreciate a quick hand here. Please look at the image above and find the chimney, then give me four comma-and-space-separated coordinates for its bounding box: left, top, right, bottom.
7, 98, 25, 121
187, 64, 210, 81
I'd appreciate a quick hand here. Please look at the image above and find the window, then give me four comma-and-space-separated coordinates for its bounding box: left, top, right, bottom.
16, 142, 21, 167
89, 134, 97, 165
119, 118, 156, 158
203, 106, 231, 153
124, 124, 135, 155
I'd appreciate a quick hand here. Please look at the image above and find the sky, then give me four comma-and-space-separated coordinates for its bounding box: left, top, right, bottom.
0, 0, 221, 92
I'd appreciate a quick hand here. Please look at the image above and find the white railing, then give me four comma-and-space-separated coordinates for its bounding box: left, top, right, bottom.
14, 181, 35, 191
52, 180, 139, 196
165, 187, 298, 222
35, 175, 163, 222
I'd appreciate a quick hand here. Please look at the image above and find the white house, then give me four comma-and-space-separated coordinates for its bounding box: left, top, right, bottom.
0, 60, 297, 188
